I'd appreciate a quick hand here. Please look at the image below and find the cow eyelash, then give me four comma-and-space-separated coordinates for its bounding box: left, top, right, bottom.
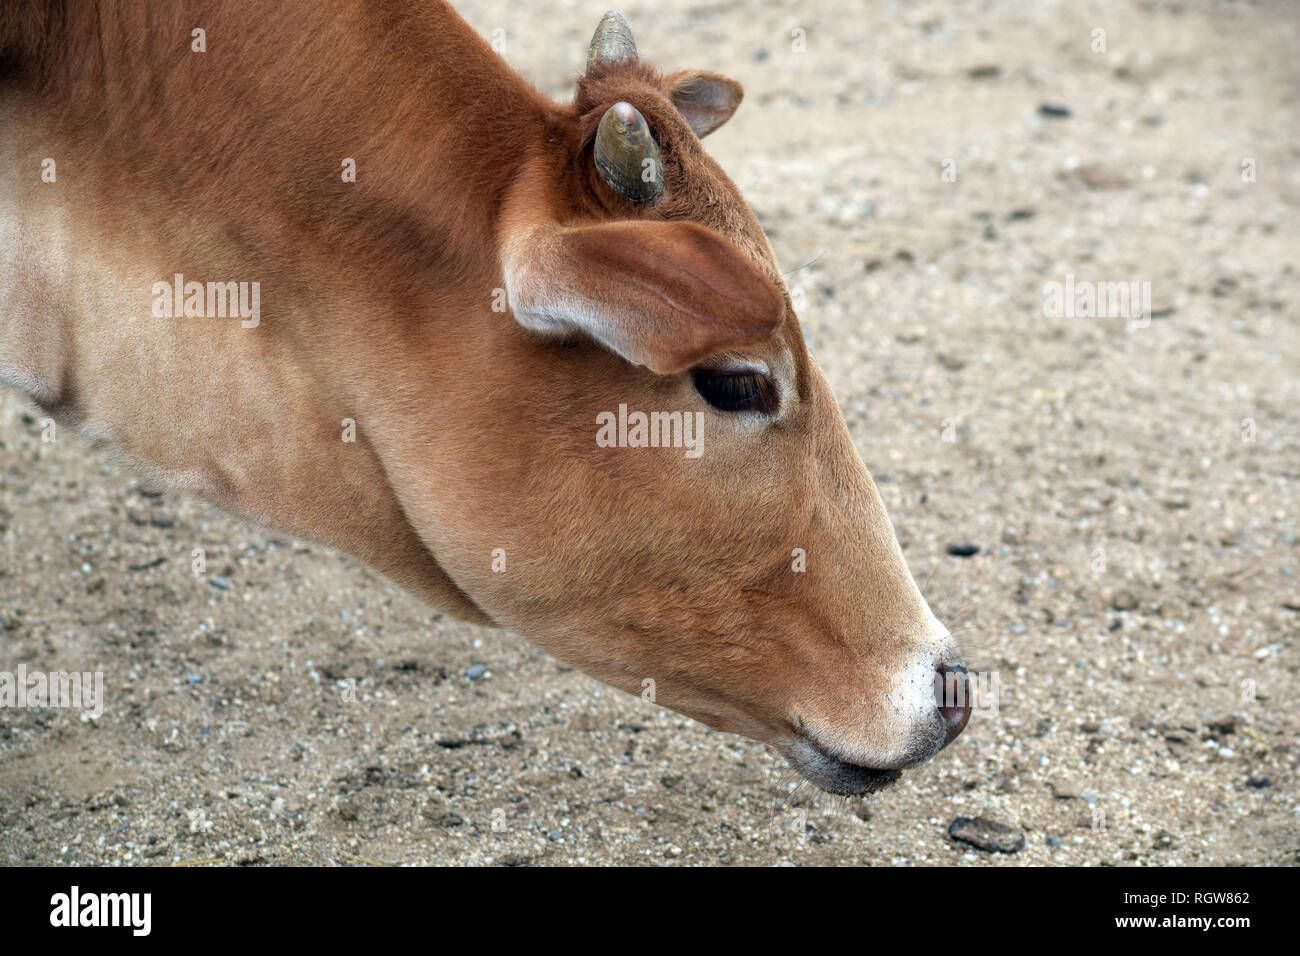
692, 369, 780, 415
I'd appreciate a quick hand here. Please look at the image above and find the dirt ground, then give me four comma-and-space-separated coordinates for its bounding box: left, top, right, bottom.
2, 0, 1297, 866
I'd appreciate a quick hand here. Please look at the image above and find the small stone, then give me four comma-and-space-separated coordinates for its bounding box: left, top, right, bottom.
1067, 163, 1134, 190
948, 816, 1025, 853
947, 543, 980, 558
1038, 102, 1072, 118
125, 507, 153, 526
1206, 715, 1239, 736
466, 664, 488, 681
421, 796, 464, 828
1111, 590, 1138, 611
1048, 777, 1082, 799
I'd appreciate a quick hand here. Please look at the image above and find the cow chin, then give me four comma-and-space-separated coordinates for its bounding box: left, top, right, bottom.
781, 717, 949, 796
784, 738, 905, 796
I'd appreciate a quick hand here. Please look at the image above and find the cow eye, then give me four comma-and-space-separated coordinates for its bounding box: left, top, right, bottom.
692, 369, 779, 414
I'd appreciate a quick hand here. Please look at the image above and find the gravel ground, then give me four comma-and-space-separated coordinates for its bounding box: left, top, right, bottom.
2, 0, 1297, 866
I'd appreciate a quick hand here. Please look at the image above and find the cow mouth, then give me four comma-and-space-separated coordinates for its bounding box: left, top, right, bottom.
785, 736, 903, 796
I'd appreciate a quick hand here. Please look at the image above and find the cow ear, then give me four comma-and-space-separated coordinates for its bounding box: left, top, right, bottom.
504, 220, 784, 375
665, 70, 744, 138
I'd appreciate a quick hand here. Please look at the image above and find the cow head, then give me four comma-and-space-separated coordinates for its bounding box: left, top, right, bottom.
422, 12, 971, 794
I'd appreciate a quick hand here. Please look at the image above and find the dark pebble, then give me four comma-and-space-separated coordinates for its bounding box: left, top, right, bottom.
948, 816, 1025, 853
1038, 103, 1072, 118
947, 543, 980, 557
420, 797, 464, 827
1246, 776, 1272, 789
1206, 715, 1239, 736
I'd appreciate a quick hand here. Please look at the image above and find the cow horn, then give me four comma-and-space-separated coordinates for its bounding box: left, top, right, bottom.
586, 11, 637, 70
594, 101, 664, 206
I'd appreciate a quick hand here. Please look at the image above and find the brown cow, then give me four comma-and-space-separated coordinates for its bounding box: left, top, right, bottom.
0, 2, 970, 794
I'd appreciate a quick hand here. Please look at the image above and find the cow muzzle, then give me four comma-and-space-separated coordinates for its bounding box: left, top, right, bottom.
784, 658, 973, 796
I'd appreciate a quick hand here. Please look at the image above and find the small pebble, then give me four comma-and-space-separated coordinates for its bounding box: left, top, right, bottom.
948, 816, 1025, 853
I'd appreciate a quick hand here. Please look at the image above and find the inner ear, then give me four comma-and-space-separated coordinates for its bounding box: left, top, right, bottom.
503, 219, 784, 375
666, 70, 744, 138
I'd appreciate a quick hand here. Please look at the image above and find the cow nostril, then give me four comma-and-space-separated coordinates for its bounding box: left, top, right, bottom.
934, 662, 972, 746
